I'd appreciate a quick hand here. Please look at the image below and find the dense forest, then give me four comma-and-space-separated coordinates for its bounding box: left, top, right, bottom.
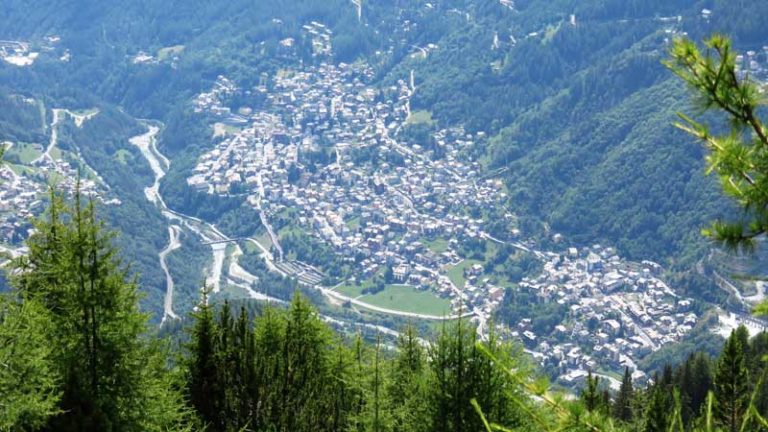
2, 1, 768, 429
2, 190, 768, 431
0, 0, 766, 320
0, 0, 764, 268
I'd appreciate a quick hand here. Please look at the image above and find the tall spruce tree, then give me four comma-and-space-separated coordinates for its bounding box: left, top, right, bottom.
427, 318, 524, 432
11, 187, 189, 431
0, 297, 60, 430
280, 294, 335, 431
185, 289, 219, 430
581, 370, 602, 413
644, 381, 670, 432
749, 332, 768, 418
252, 305, 287, 429
355, 333, 393, 432
713, 330, 749, 432
613, 367, 634, 423
0, 147, 60, 429
328, 337, 356, 432
675, 352, 713, 427
388, 324, 428, 432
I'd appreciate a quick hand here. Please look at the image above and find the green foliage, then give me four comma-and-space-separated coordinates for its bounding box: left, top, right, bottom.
613, 368, 634, 424
496, 289, 568, 336
666, 35, 768, 254
8, 187, 191, 431
666, 34, 768, 317
0, 297, 60, 430
644, 379, 672, 432
713, 330, 750, 432
387, 325, 429, 432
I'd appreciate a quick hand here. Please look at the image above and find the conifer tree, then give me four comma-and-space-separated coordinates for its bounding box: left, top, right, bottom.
613, 367, 634, 423
689, 353, 713, 416
233, 306, 256, 426
666, 35, 768, 253
0, 297, 60, 430
328, 337, 355, 431
734, 325, 751, 361
674, 352, 713, 426
11, 187, 189, 431
280, 294, 334, 431
388, 324, 428, 432
185, 289, 219, 430
749, 332, 768, 417
666, 35, 768, 317
713, 330, 749, 432
581, 370, 601, 413
644, 381, 670, 432
355, 333, 393, 432
427, 318, 522, 432
252, 306, 286, 429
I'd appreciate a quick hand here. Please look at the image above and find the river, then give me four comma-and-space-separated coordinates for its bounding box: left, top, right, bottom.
129, 122, 271, 322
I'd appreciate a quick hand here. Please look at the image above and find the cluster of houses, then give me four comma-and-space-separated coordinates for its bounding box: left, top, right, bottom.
0, 110, 111, 245
507, 244, 697, 388
0, 162, 43, 243
188, 46, 509, 317
193, 75, 239, 117
184, 20, 706, 382
0, 155, 104, 243
0, 40, 39, 67
735, 46, 768, 85
302, 21, 333, 57
0, 36, 67, 67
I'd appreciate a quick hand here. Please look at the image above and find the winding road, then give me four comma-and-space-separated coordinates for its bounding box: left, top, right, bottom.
130, 120, 471, 325
130, 123, 265, 320
321, 284, 474, 320
159, 225, 181, 323
34, 108, 100, 164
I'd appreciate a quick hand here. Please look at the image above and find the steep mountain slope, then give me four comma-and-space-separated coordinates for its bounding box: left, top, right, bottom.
1, 0, 766, 318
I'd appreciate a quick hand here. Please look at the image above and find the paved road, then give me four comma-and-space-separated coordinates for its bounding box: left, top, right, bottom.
159, 225, 181, 323
255, 173, 284, 260
131, 123, 259, 314
130, 120, 480, 324
321, 285, 473, 320
33, 109, 99, 164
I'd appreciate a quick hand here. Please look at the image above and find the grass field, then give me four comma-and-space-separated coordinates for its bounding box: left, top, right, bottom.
445, 259, 483, 289
362, 284, 451, 316
243, 239, 261, 255
277, 223, 304, 239
49, 146, 63, 160
6, 142, 43, 164
337, 283, 367, 298
406, 110, 434, 125
8, 163, 35, 176
425, 237, 449, 254
254, 232, 274, 251
158, 45, 185, 61
335, 269, 384, 298
345, 215, 361, 231
114, 149, 132, 165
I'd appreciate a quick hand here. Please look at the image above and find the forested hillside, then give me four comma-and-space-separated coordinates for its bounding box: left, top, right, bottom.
2, 193, 768, 430
2, 0, 763, 271
0, 0, 767, 393
0, 1, 756, 295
